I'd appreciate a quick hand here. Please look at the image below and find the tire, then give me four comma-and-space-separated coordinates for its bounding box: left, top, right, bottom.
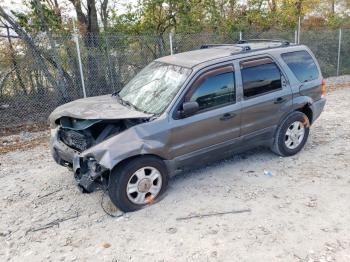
271, 111, 310, 157
108, 156, 169, 212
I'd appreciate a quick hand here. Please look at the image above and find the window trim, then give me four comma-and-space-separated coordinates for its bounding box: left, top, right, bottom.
240, 57, 274, 69
184, 65, 234, 102
183, 65, 236, 115
240, 57, 283, 100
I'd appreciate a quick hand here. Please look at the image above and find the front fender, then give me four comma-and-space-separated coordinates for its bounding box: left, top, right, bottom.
79, 125, 169, 170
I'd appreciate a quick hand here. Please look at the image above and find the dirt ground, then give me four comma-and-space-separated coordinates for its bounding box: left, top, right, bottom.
1, 87, 350, 262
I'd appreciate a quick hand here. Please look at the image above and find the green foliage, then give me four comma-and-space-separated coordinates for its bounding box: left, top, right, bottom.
11, 0, 349, 36
11, 0, 64, 34
108, 0, 350, 36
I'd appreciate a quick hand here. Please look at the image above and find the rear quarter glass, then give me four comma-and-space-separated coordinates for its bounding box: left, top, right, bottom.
281, 50, 322, 101
281, 50, 320, 83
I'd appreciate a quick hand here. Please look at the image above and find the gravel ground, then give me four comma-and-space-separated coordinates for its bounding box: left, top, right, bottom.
325, 75, 350, 86
1, 86, 350, 262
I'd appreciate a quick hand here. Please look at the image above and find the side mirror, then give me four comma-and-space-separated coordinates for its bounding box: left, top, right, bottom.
181, 101, 199, 117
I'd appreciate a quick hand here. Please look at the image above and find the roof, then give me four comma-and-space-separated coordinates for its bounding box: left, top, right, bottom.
156, 40, 296, 68
156, 46, 242, 68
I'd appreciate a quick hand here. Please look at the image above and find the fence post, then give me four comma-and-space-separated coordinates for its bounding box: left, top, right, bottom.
294, 30, 298, 44
169, 32, 173, 55
337, 28, 342, 76
72, 19, 86, 98
105, 34, 115, 90
297, 16, 301, 44
239, 31, 242, 41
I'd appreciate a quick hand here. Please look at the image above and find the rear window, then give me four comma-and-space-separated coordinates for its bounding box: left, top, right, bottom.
281, 50, 319, 82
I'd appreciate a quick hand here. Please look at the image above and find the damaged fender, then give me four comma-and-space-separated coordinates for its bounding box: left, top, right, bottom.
78, 120, 170, 171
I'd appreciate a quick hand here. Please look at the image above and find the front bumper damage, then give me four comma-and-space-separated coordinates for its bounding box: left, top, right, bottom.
72, 155, 109, 193
50, 128, 109, 193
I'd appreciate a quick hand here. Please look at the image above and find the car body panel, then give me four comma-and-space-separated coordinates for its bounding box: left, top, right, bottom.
49, 95, 152, 125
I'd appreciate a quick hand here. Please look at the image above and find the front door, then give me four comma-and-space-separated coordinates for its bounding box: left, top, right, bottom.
167, 64, 241, 167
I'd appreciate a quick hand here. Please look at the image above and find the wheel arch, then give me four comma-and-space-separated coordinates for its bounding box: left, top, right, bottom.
110, 153, 167, 176
296, 104, 313, 124
274, 105, 311, 140
292, 96, 314, 124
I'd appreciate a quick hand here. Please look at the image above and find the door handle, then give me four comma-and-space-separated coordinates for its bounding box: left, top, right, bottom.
220, 113, 236, 121
274, 97, 286, 104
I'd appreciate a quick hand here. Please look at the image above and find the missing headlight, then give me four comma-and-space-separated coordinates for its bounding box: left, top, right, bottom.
59, 128, 93, 152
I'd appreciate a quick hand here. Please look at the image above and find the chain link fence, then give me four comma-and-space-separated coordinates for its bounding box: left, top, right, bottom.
0, 29, 349, 132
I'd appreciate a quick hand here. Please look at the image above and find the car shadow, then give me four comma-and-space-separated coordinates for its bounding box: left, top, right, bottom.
169, 146, 276, 186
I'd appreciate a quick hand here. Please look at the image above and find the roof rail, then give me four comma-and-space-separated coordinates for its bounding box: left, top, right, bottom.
200, 44, 251, 52
200, 44, 237, 49
199, 39, 291, 56
237, 39, 290, 46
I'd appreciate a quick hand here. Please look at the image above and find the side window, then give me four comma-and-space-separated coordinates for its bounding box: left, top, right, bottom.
188, 71, 235, 111
241, 58, 282, 98
281, 50, 319, 82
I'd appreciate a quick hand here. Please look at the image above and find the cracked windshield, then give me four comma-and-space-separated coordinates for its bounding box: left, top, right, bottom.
119, 62, 191, 114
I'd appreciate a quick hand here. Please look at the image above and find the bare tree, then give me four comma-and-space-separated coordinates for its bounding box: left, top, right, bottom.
2, 21, 27, 95
0, 6, 61, 99
34, 0, 69, 100
68, 0, 109, 95
99, 0, 109, 31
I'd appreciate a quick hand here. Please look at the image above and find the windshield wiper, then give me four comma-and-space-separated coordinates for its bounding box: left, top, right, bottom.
112, 92, 125, 104
113, 92, 132, 107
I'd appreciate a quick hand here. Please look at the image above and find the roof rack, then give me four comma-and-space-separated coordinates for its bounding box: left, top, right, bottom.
199, 39, 291, 56
237, 39, 290, 46
200, 44, 238, 49
200, 44, 251, 52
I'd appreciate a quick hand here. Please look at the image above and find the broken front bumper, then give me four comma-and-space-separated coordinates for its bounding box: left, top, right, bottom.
50, 128, 78, 166
72, 155, 109, 193
50, 128, 109, 193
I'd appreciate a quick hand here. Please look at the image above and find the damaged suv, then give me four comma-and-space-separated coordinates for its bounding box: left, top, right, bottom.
50, 40, 326, 212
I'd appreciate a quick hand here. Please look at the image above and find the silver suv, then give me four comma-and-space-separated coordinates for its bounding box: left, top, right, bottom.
49, 40, 326, 212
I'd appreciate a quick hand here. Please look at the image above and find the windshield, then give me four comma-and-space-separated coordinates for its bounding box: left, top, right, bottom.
118, 62, 191, 114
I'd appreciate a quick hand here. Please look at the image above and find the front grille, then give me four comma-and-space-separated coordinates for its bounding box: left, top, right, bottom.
59, 128, 91, 152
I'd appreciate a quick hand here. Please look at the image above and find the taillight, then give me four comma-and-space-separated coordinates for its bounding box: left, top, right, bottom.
321, 79, 326, 98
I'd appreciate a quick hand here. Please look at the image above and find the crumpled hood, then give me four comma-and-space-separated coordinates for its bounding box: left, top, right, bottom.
49, 95, 152, 124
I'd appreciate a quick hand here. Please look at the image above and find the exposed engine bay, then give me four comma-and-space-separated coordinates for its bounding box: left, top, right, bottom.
57, 116, 148, 153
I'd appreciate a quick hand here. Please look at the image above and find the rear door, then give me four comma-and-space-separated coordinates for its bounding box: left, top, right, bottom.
167, 64, 241, 166
238, 56, 293, 140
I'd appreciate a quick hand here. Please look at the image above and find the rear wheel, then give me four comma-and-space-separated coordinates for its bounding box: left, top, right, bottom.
108, 156, 168, 212
271, 111, 310, 156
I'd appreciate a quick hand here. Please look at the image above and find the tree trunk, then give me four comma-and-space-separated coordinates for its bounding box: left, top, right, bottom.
296, 0, 303, 16
5, 24, 27, 95
331, 0, 335, 14
70, 0, 108, 96
99, 0, 109, 31
34, 0, 70, 102
69, 0, 88, 30
0, 6, 60, 99
0, 68, 15, 98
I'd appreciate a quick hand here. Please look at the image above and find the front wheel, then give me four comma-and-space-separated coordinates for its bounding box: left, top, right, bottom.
271, 111, 310, 157
108, 156, 169, 212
